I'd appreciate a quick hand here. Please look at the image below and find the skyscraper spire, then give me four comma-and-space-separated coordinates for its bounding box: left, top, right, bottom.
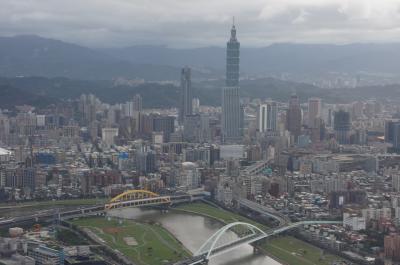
230, 17, 237, 41
226, 20, 239, 87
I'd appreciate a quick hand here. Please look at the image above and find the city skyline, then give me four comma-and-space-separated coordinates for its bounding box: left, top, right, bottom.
2, 1, 400, 265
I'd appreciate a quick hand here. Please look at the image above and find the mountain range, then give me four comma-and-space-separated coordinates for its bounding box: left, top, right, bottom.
102, 43, 400, 76
1, 35, 400, 81
0, 35, 212, 81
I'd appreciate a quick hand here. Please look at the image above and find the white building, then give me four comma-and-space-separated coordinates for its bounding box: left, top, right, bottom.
36, 115, 46, 127
257, 101, 277, 132
0, 148, 12, 163
179, 162, 200, 190
217, 183, 233, 207
343, 212, 366, 231
101, 128, 118, 148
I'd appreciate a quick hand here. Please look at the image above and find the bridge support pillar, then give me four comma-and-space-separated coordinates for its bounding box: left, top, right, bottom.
253, 246, 260, 254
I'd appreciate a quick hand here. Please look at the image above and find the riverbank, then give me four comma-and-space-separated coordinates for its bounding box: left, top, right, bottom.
70, 217, 190, 265
173, 202, 269, 230
174, 202, 346, 265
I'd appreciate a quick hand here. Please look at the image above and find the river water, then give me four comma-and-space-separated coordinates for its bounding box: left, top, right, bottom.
109, 208, 282, 265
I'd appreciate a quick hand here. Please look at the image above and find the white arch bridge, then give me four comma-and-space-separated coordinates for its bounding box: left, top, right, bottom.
175, 220, 342, 265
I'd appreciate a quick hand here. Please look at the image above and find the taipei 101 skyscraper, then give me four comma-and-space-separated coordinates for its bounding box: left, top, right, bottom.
226, 18, 240, 87
222, 18, 242, 142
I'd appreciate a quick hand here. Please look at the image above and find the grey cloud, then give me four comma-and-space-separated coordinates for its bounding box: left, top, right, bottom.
1, 0, 400, 47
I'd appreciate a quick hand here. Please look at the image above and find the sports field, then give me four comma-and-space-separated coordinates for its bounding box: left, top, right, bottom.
71, 217, 190, 265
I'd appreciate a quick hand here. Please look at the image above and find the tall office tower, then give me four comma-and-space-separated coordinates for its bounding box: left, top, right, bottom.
385, 120, 398, 144
179, 66, 193, 124
327, 108, 333, 127
135, 150, 156, 175
308, 97, 321, 128
192, 98, 200, 114
385, 120, 400, 152
125, 94, 143, 117
0, 113, 10, 144
257, 101, 277, 132
151, 114, 175, 142
79, 94, 97, 124
132, 94, 142, 112
286, 94, 302, 141
222, 20, 241, 141
222, 87, 241, 141
334, 110, 351, 144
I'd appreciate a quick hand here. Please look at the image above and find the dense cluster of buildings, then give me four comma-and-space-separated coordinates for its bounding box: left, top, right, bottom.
0, 227, 105, 265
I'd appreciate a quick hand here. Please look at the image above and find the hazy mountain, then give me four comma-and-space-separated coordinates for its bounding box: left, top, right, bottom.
101, 45, 225, 73
0, 35, 214, 80
2, 35, 400, 81
102, 43, 400, 75
0, 83, 55, 109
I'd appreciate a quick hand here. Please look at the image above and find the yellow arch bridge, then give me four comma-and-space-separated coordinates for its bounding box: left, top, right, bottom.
104, 190, 171, 211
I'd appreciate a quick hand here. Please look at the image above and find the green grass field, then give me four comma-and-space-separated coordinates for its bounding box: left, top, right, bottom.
71, 217, 190, 265
262, 236, 347, 265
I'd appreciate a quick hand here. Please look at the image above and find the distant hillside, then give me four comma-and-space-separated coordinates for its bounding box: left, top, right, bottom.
3, 76, 400, 111
102, 43, 400, 76
0, 77, 179, 108
0, 84, 55, 109
0, 76, 323, 109
0, 35, 214, 81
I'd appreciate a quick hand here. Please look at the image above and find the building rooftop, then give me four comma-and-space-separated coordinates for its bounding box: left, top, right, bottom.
0, 147, 11, 156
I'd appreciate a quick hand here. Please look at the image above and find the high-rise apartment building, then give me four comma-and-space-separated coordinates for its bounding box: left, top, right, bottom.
385, 120, 400, 152
132, 94, 142, 112
286, 94, 302, 141
257, 101, 277, 132
385, 234, 400, 261
179, 66, 193, 123
222, 21, 242, 141
308, 97, 321, 128
334, 110, 351, 144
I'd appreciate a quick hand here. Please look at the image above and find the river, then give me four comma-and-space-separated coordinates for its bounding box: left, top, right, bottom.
109, 208, 282, 265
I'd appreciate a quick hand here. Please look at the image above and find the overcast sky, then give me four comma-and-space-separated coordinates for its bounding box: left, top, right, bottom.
2, 0, 400, 48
